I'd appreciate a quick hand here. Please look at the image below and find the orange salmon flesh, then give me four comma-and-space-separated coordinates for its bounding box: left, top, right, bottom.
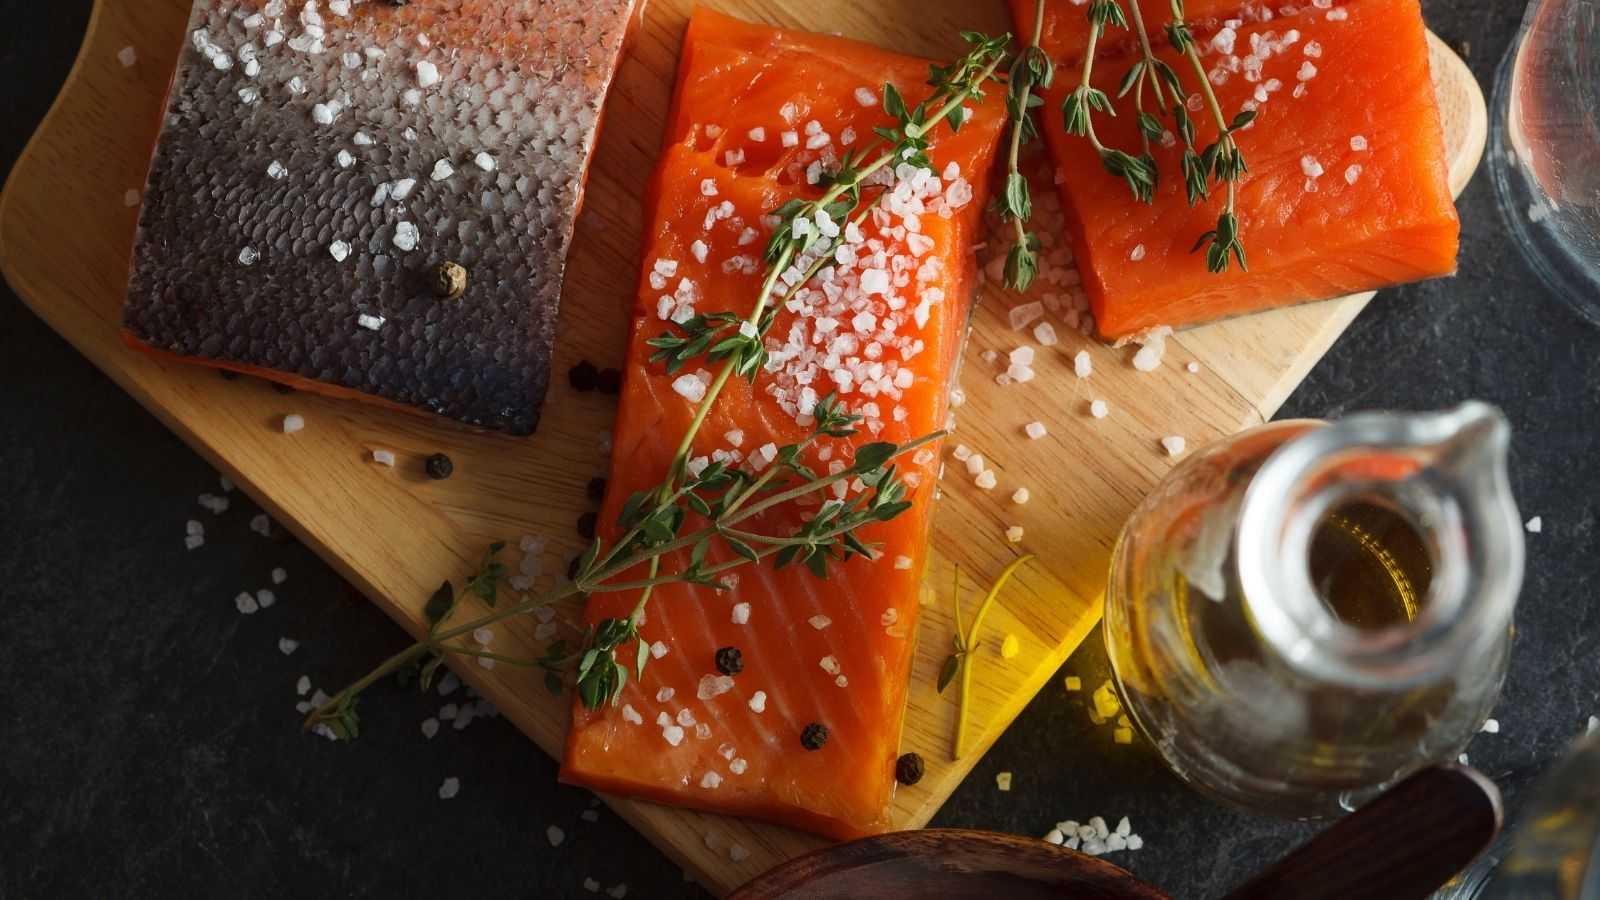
1012, 0, 1460, 338
559, 10, 1006, 839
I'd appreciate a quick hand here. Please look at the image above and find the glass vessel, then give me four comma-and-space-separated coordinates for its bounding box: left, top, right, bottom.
1489, 0, 1600, 323
1104, 403, 1525, 818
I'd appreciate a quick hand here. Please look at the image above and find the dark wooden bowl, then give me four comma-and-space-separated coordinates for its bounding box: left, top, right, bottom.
728, 829, 1171, 900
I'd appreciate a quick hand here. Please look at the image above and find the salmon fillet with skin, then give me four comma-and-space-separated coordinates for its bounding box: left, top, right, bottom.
1014, 0, 1459, 338
121, 0, 640, 434
559, 10, 1007, 840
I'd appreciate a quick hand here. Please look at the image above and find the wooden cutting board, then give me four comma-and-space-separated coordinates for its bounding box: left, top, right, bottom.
0, 1, 1484, 895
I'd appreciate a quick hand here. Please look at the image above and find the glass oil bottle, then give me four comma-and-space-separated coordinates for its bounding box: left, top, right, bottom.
1104, 403, 1525, 818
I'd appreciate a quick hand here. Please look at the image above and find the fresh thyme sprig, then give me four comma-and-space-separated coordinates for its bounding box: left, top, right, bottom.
939, 554, 1035, 760
304, 35, 1010, 732
1062, 0, 1157, 203
998, 2, 1053, 291
1166, 0, 1254, 272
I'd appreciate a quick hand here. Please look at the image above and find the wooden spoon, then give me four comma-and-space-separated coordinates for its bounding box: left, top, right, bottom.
730, 765, 1501, 900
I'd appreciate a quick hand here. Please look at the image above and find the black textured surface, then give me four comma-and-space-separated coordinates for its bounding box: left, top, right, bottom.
124, 1, 638, 435
3, 2, 1596, 899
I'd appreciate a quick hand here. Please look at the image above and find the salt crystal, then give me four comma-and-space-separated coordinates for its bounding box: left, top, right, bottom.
256, 589, 276, 609
809, 615, 832, 630
818, 656, 841, 675
353, 131, 373, 147
1024, 421, 1047, 440
1073, 351, 1093, 379
1033, 322, 1058, 346
1350, 134, 1369, 152
1300, 155, 1324, 178
547, 825, 565, 847
676, 708, 696, 727
474, 152, 496, 172
1132, 344, 1163, 372
421, 718, 439, 739
748, 691, 767, 713
1344, 164, 1362, 185
662, 725, 685, 746
698, 674, 736, 700
965, 454, 986, 476
671, 372, 708, 403
699, 771, 723, 789
700, 178, 719, 197
281, 414, 305, 434
117, 45, 138, 67
438, 777, 460, 800
270, 567, 287, 585
278, 637, 299, 657
393, 221, 419, 252
185, 534, 205, 550
1126, 835, 1144, 850
606, 886, 628, 899
122, 189, 141, 208
893, 555, 912, 570
1482, 718, 1500, 734
1526, 516, 1543, 533
996, 772, 1013, 791
357, 313, 386, 331
335, 149, 354, 169
731, 602, 751, 624
1186, 361, 1201, 374
650, 640, 669, 659
1008, 301, 1044, 330
1161, 436, 1187, 457
235, 591, 259, 614
1012, 488, 1030, 504
238, 246, 260, 266
1006, 526, 1024, 543
416, 60, 439, 88
438, 673, 460, 696
975, 470, 997, 490
1130, 243, 1146, 262
1297, 61, 1319, 81
430, 159, 455, 181
748, 127, 766, 142
329, 240, 351, 262
1090, 400, 1109, 419
952, 444, 972, 462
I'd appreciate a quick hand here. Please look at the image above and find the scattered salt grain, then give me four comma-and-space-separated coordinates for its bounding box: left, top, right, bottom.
1074, 350, 1093, 378
748, 127, 766, 142
123, 189, 141, 207
438, 703, 458, 720
238, 246, 260, 266
547, 825, 566, 847
671, 372, 709, 403
1300, 155, 1325, 178
952, 444, 973, 462
731, 602, 751, 624
1064, 675, 1082, 691
581, 809, 600, 823
430, 159, 455, 181
662, 725, 685, 746
975, 470, 997, 490
118, 46, 137, 67
1344, 164, 1363, 185
748, 691, 767, 713
700, 178, 719, 197
729, 843, 751, 862
584, 879, 600, 892
809, 615, 832, 630
335, 149, 354, 169
996, 772, 1013, 791
1482, 718, 1500, 734
1525, 516, 1543, 533
415, 60, 439, 88
965, 453, 986, 476
256, 589, 276, 609
1350, 134, 1369, 151
819, 656, 841, 675
279, 413, 305, 436
473, 152, 496, 172
1012, 488, 1030, 504
1161, 436, 1187, 458
606, 886, 628, 899
729, 758, 748, 775
698, 674, 736, 700
699, 771, 724, 790
392, 221, 419, 252
278, 637, 299, 655
421, 718, 439, 739
650, 640, 669, 659
1130, 243, 1146, 262
295, 675, 311, 696
1033, 322, 1058, 346
1008, 301, 1044, 330
438, 777, 460, 800
371, 448, 397, 467
267, 159, 287, 180
1588, 715, 1599, 735
1024, 421, 1047, 440
390, 178, 417, 201
1090, 400, 1109, 419
1186, 361, 1201, 374
1006, 525, 1024, 543
893, 555, 913, 570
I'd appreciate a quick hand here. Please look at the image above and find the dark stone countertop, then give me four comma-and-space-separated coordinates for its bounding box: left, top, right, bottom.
2, 2, 1595, 898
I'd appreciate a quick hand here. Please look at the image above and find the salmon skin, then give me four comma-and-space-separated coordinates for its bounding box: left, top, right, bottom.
121, 0, 639, 434
1013, 0, 1460, 339
559, 10, 1006, 840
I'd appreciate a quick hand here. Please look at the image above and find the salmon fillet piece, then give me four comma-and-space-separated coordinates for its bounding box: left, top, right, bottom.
1013, 0, 1459, 338
121, 0, 639, 434
559, 10, 1007, 839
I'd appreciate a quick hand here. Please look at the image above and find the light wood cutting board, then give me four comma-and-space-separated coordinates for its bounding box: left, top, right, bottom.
0, 0, 1484, 895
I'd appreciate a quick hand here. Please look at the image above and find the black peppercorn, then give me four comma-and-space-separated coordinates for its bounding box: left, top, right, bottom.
577, 511, 597, 540
800, 722, 829, 751
714, 646, 743, 675
433, 260, 468, 300
568, 360, 599, 392
895, 752, 925, 786
424, 453, 454, 480
597, 368, 623, 395
586, 477, 608, 503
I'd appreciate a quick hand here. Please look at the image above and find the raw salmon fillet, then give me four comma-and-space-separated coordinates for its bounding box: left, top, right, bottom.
560, 10, 1007, 839
121, 0, 639, 434
1013, 0, 1459, 338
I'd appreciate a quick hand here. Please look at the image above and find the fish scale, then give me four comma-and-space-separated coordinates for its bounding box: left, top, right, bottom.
122, 0, 639, 433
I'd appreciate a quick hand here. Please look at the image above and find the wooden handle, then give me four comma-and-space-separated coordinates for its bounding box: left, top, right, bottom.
1219, 765, 1503, 900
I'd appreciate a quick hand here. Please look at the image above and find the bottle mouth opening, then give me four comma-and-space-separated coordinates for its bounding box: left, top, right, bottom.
1236, 405, 1521, 688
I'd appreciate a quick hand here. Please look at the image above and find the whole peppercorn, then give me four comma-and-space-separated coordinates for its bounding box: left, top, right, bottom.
800, 722, 829, 751
433, 261, 468, 300
895, 752, 925, 786
714, 646, 743, 675
586, 477, 608, 503
424, 453, 454, 480
597, 368, 623, 395
577, 511, 597, 540
568, 360, 599, 392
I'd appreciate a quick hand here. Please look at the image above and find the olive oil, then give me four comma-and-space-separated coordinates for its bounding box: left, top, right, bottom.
1308, 501, 1433, 629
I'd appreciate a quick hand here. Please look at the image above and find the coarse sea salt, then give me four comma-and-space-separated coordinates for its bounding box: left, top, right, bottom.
1006, 526, 1024, 543
123, 189, 141, 207
1525, 516, 1543, 533
438, 777, 460, 799
118, 45, 138, 67
1012, 487, 1030, 504
1074, 350, 1093, 378
547, 825, 565, 847
1161, 436, 1187, 457
731, 602, 751, 624
975, 470, 997, 490
1090, 400, 1109, 419
699, 674, 736, 700
271, 567, 287, 585
281, 414, 305, 434
357, 313, 385, 331
1025, 421, 1047, 440
279, 637, 299, 655
809, 615, 832, 630
748, 691, 767, 713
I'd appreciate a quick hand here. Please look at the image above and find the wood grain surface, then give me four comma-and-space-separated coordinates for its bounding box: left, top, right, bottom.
0, 0, 1485, 895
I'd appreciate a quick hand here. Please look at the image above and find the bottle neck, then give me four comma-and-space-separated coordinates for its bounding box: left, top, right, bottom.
1235, 405, 1524, 689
